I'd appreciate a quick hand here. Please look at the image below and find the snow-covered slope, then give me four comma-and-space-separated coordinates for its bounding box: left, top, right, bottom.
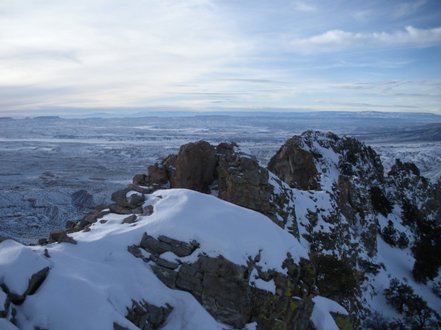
0, 189, 346, 330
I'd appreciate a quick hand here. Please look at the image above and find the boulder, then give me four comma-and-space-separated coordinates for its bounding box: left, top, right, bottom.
125, 299, 173, 330
168, 141, 217, 193
140, 233, 199, 257
121, 215, 137, 224
48, 231, 77, 245
268, 136, 321, 190
26, 267, 50, 296
111, 189, 145, 209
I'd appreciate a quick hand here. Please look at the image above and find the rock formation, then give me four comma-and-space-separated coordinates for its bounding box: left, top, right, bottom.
130, 131, 441, 328
1, 131, 440, 330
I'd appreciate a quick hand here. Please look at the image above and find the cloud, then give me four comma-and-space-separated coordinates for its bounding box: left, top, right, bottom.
289, 25, 441, 53
291, 1, 316, 12
0, 0, 440, 114
353, 10, 372, 23
394, 0, 426, 18
0, 0, 250, 109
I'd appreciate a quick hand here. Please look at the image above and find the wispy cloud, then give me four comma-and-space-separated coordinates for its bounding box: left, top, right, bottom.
289, 26, 441, 53
291, 1, 317, 12
0, 0, 440, 114
394, 0, 427, 18
0, 0, 254, 109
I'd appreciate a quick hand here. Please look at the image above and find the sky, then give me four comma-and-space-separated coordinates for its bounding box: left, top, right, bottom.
1, 0, 441, 115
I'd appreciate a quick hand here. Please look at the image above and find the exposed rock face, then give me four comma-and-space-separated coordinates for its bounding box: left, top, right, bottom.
168, 141, 217, 193
125, 300, 173, 330
268, 135, 321, 190
130, 233, 322, 329
135, 141, 300, 238
141, 141, 217, 193
216, 143, 272, 215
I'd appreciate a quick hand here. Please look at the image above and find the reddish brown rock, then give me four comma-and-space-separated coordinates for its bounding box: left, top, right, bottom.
268, 136, 321, 191
168, 141, 217, 193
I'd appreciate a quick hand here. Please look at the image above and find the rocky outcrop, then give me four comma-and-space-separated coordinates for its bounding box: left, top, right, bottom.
168, 141, 217, 193
139, 141, 217, 193
268, 135, 321, 190
48, 230, 77, 245
129, 233, 321, 329
129, 132, 441, 327
133, 141, 300, 238
216, 142, 272, 215
124, 300, 173, 330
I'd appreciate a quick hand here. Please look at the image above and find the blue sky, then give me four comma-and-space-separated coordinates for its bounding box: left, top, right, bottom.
1, 0, 440, 115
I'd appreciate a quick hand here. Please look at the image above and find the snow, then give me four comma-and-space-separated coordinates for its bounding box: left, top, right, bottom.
0, 239, 50, 295
311, 140, 341, 192
244, 322, 257, 329
141, 189, 308, 269
0, 319, 20, 330
250, 269, 276, 294
311, 296, 348, 330
253, 278, 276, 294
0, 188, 308, 329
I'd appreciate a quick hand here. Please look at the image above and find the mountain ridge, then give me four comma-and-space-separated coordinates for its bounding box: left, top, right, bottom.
1, 131, 440, 329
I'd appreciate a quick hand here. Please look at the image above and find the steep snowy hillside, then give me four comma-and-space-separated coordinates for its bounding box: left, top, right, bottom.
0, 189, 346, 330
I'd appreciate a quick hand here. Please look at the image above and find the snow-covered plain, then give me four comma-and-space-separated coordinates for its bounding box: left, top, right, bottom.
0, 113, 440, 242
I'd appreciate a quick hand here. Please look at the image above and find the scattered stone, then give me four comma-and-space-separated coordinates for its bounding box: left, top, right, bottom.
70, 207, 111, 232
48, 231, 77, 245
111, 189, 145, 209
26, 267, 50, 295
121, 215, 137, 224
126, 300, 173, 330
142, 205, 154, 216
38, 238, 48, 246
